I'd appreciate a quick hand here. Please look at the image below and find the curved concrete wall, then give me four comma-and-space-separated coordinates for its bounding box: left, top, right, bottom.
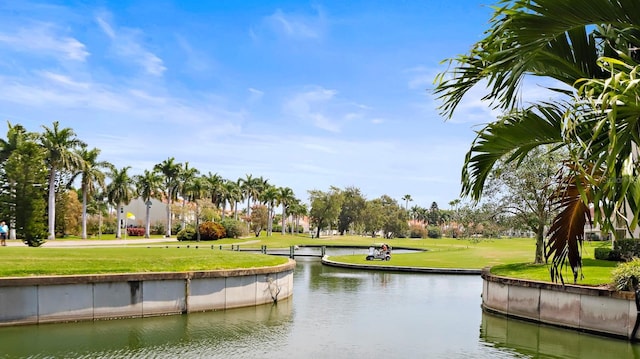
0, 260, 295, 326
481, 268, 638, 340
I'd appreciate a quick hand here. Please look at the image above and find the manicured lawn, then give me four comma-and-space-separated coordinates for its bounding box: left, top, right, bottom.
489, 259, 617, 286
1, 232, 619, 286
0, 247, 288, 277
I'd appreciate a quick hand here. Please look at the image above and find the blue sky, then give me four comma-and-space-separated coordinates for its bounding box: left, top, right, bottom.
0, 0, 500, 209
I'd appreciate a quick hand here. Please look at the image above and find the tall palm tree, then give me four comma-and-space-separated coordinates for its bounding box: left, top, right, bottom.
240, 174, 266, 219
401, 194, 413, 212
185, 176, 209, 241
278, 187, 296, 235
261, 184, 278, 236
205, 172, 224, 216
154, 157, 181, 237
39, 121, 86, 240
69, 147, 111, 239
106, 166, 134, 239
134, 169, 162, 238
223, 179, 242, 220
434, 0, 640, 282
178, 162, 199, 230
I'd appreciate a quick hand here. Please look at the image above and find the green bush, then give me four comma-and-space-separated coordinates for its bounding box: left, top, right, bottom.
613, 239, 640, 261
290, 224, 304, 233
151, 221, 165, 235
594, 247, 613, 260
176, 227, 196, 241
221, 218, 247, 238
611, 259, 640, 291
427, 226, 442, 239
198, 221, 226, 241
409, 224, 427, 239
172, 223, 182, 236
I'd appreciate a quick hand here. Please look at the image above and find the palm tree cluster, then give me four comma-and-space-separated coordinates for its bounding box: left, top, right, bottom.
435, 0, 640, 282
0, 121, 305, 244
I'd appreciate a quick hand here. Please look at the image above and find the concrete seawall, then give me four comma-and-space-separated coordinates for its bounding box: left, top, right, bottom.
481, 267, 638, 340
0, 260, 295, 326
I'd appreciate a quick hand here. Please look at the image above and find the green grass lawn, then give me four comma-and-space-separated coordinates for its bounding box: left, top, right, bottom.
0, 232, 620, 286
0, 247, 288, 277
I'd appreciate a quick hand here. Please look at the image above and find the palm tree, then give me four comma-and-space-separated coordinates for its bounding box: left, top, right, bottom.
154, 157, 181, 237
40, 121, 86, 239
185, 176, 209, 241
106, 166, 134, 239
261, 185, 278, 236
205, 172, 224, 215
434, 0, 640, 282
278, 187, 296, 235
240, 174, 266, 219
222, 179, 242, 220
178, 162, 199, 230
69, 147, 111, 239
401, 194, 413, 212
134, 170, 162, 238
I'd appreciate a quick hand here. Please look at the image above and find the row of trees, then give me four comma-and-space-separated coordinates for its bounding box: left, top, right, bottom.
0, 121, 308, 245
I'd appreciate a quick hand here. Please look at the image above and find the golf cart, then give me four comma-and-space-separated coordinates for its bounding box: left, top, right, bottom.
366, 243, 391, 261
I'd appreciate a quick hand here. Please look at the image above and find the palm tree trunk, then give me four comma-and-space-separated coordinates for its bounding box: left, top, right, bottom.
116, 203, 122, 239
145, 202, 151, 239
166, 197, 172, 237
47, 168, 56, 240
282, 206, 286, 235
81, 186, 88, 239
181, 198, 186, 230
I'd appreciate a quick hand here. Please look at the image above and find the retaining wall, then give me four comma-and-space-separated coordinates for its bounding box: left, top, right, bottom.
481, 267, 638, 340
0, 260, 295, 326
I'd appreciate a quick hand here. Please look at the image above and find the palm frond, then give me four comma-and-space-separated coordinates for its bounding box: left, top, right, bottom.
462, 103, 565, 200
545, 169, 592, 284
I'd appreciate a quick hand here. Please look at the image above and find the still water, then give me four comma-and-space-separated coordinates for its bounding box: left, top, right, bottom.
0, 258, 639, 358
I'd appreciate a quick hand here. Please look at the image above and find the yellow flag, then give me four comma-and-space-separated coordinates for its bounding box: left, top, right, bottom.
126, 212, 135, 220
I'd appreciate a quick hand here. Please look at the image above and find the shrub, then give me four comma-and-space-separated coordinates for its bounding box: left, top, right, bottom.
612, 259, 640, 291
594, 247, 613, 261
221, 218, 247, 238
177, 227, 196, 241
199, 221, 226, 241
427, 226, 442, 238
409, 224, 427, 238
287, 224, 304, 233
172, 223, 183, 236
613, 239, 640, 261
151, 221, 165, 235
127, 227, 145, 237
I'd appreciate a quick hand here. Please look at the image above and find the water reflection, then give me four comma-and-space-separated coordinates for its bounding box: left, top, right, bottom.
0, 300, 293, 358
480, 311, 640, 359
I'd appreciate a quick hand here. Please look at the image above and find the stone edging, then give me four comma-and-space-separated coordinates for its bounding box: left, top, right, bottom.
321, 256, 481, 274
0, 260, 296, 326
481, 267, 639, 340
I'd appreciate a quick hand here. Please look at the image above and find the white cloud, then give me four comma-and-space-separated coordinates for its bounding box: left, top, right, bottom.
95, 13, 166, 76
0, 23, 88, 61
284, 87, 341, 132
264, 7, 326, 40
248, 87, 264, 103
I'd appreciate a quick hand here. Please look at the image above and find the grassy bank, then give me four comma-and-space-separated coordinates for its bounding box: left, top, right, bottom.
0, 247, 287, 277
0, 233, 619, 286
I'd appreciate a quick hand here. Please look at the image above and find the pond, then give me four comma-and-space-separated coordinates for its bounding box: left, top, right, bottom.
0, 258, 638, 358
